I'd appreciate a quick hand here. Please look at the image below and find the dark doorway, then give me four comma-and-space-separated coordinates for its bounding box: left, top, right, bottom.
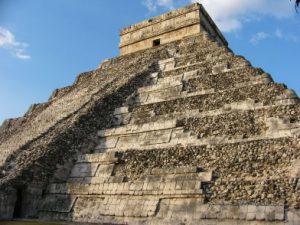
13, 187, 25, 218
153, 39, 161, 47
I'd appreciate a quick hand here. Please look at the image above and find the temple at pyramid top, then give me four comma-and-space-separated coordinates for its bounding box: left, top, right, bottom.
119, 3, 228, 55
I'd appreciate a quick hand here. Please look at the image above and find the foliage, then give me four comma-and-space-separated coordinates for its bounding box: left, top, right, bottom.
292, 0, 300, 12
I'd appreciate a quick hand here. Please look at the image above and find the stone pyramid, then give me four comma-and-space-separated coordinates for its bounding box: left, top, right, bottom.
1, 3, 300, 225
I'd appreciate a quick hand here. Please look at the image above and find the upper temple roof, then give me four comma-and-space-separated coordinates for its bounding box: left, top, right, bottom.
119, 3, 228, 55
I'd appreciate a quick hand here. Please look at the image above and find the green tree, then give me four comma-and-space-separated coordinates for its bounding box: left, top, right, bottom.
292, 0, 300, 12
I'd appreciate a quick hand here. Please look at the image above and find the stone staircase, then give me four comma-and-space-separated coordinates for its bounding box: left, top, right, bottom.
35, 33, 300, 224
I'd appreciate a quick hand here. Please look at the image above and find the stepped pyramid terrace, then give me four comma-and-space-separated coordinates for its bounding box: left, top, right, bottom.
1, 3, 300, 225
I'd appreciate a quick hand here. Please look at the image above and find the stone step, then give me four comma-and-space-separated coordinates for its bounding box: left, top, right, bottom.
151, 166, 200, 175
77, 152, 118, 164
181, 110, 266, 140
95, 126, 198, 152
69, 163, 115, 179
114, 135, 299, 209
137, 74, 183, 94
131, 69, 271, 106
40, 195, 160, 218
156, 200, 285, 222
175, 46, 231, 67
67, 175, 126, 184
93, 124, 300, 153
97, 119, 177, 138
97, 103, 300, 153
49, 167, 209, 196
48, 178, 204, 196
177, 41, 223, 58
126, 98, 299, 129
99, 128, 300, 155
95, 119, 187, 152
131, 83, 290, 125
138, 65, 260, 96
111, 106, 131, 126
159, 54, 249, 79
73, 196, 159, 219
39, 195, 285, 222
178, 127, 300, 148
158, 58, 176, 71
185, 68, 269, 93
146, 170, 213, 183
40, 195, 76, 213
96, 129, 173, 151
180, 105, 300, 139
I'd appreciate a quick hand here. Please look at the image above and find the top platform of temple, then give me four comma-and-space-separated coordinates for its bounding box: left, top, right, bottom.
119, 3, 228, 55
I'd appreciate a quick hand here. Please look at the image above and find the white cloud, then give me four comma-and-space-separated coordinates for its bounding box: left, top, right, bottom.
0, 27, 31, 60
191, 0, 294, 32
143, 0, 175, 12
15, 49, 31, 60
0, 27, 15, 47
157, 0, 175, 9
142, 0, 294, 32
275, 28, 298, 42
143, 0, 157, 12
250, 29, 298, 45
250, 32, 270, 45
275, 29, 283, 39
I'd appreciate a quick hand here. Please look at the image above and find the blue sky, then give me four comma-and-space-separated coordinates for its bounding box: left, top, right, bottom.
0, 0, 299, 124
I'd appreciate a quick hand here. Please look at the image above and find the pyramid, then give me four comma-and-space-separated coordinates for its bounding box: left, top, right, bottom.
1, 3, 300, 225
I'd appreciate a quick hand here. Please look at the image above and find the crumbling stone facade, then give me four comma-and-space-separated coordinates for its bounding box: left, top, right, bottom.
1, 3, 300, 225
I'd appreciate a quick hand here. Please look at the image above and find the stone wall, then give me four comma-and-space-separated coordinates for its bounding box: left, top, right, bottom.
120, 3, 227, 55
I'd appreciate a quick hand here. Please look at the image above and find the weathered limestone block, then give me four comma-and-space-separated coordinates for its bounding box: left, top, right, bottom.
151, 166, 199, 175
183, 69, 199, 80
134, 92, 149, 104
0, 189, 16, 219
135, 75, 185, 105
95, 164, 114, 177
40, 195, 76, 213
195, 204, 284, 221
157, 74, 184, 85
47, 183, 68, 194
96, 136, 119, 150
112, 107, 131, 126
97, 127, 179, 151
156, 198, 203, 221
158, 58, 175, 71
97, 119, 177, 138
290, 159, 300, 178
116, 134, 141, 149
114, 106, 129, 115
287, 210, 300, 225
146, 85, 183, 104
212, 62, 230, 74
140, 129, 173, 146
266, 117, 300, 138
69, 162, 99, 178
77, 152, 118, 164
73, 196, 159, 220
